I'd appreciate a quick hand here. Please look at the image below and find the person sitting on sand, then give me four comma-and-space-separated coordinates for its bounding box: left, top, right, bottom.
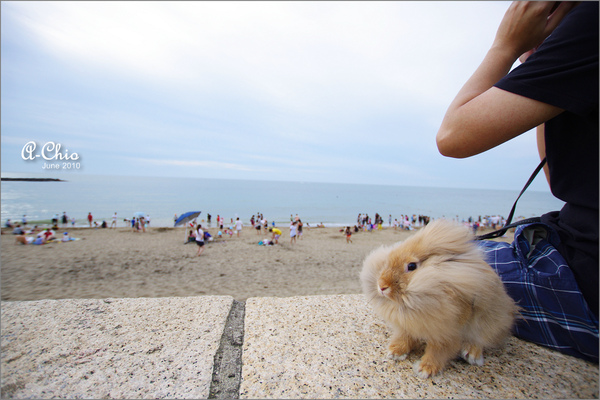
19, 232, 45, 245
187, 229, 196, 243
12, 224, 24, 235
15, 234, 34, 245
34, 233, 47, 245
42, 228, 56, 242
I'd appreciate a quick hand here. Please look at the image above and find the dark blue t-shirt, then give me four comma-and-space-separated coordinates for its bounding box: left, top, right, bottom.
494, 2, 599, 316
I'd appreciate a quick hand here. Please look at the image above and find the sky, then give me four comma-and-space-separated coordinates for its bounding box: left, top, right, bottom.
1, 1, 552, 191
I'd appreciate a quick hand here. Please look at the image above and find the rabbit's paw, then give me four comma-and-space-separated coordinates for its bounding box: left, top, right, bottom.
387, 350, 408, 361
413, 360, 441, 379
461, 347, 484, 366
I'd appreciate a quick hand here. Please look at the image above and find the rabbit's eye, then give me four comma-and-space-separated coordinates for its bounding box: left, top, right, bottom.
407, 262, 417, 271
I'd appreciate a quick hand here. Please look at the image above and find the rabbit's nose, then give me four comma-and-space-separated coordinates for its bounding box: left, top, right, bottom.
379, 286, 389, 294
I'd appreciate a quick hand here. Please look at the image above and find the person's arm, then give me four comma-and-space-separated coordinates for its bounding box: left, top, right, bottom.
536, 124, 551, 186
436, 1, 574, 158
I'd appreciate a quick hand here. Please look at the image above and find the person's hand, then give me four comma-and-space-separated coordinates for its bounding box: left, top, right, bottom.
493, 1, 578, 61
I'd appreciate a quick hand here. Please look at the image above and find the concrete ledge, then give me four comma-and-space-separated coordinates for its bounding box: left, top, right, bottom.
241, 295, 598, 399
2, 295, 598, 399
1, 296, 233, 399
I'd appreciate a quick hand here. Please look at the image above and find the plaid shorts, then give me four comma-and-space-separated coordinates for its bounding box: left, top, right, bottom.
478, 223, 598, 363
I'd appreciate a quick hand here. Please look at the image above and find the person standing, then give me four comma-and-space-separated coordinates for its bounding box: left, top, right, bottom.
234, 217, 243, 237
195, 224, 205, 256
290, 221, 297, 244
111, 212, 118, 228
87, 212, 93, 228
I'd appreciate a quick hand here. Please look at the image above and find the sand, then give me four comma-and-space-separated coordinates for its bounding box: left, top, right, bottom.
1, 224, 512, 302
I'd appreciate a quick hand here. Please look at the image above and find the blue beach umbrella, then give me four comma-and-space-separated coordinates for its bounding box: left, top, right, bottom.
174, 211, 201, 227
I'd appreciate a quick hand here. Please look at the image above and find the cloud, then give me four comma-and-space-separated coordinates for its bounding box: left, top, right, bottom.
128, 156, 264, 172
2, 1, 547, 192
5, 2, 507, 109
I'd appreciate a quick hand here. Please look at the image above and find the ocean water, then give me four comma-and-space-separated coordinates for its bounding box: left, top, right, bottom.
1, 173, 565, 228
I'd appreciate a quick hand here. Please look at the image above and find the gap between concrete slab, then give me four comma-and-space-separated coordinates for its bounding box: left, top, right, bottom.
208, 300, 246, 399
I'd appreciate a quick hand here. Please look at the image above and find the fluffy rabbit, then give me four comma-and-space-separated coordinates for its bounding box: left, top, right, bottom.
360, 219, 518, 378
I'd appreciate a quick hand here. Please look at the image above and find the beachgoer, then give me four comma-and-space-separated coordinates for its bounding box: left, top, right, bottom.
269, 227, 282, 244
261, 218, 267, 233
195, 224, 205, 256
12, 224, 24, 235
290, 221, 297, 244
235, 218, 243, 238
62, 232, 71, 242
62, 212, 68, 227
187, 228, 196, 243
15, 234, 33, 245
256, 220, 262, 235
111, 212, 117, 228
436, 1, 598, 362
43, 228, 55, 241
345, 226, 352, 244
472, 221, 480, 235
87, 212, 93, 228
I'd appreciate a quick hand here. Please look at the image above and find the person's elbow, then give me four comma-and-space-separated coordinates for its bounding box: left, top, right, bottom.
436, 128, 471, 159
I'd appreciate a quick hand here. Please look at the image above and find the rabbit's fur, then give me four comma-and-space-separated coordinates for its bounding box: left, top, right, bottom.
361, 219, 518, 378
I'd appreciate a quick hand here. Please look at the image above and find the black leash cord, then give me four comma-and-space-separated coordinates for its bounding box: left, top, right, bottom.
475, 157, 546, 240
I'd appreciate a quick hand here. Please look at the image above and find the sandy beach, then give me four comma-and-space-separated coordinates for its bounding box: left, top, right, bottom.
1, 224, 512, 302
